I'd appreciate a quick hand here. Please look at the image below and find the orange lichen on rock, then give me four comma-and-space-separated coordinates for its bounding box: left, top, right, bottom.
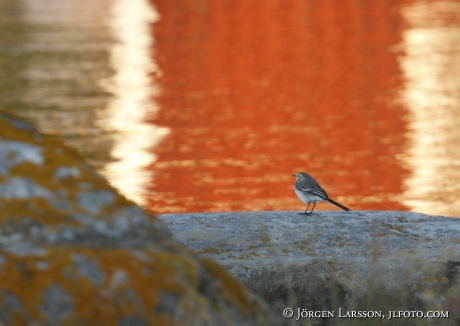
0, 247, 195, 324
0, 110, 160, 235
0, 111, 278, 324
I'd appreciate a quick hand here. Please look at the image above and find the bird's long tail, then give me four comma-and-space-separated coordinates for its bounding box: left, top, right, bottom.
326, 198, 351, 212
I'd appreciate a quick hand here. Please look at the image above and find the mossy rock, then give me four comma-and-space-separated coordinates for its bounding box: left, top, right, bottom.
0, 111, 280, 325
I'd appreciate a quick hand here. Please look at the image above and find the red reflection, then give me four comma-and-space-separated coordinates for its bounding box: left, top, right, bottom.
146, 0, 410, 213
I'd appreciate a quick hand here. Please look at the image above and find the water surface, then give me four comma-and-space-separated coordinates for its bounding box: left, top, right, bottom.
1, 0, 460, 216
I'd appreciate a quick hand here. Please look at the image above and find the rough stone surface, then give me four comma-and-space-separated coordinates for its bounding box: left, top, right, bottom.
0, 111, 281, 325
161, 211, 460, 324
160, 211, 460, 274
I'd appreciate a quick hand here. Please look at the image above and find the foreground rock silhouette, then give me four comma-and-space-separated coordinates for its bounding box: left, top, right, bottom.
0, 111, 281, 325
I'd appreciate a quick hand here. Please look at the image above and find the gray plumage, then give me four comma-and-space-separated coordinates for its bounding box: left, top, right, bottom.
293, 172, 351, 214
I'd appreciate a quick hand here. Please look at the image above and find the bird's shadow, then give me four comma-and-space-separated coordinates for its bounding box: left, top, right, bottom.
298, 213, 317, 216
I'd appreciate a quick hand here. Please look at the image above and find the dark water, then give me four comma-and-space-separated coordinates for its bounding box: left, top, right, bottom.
1, 0, 460, 216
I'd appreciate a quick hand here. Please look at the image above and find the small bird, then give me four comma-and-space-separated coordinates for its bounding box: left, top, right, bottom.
293, 172, 351, 214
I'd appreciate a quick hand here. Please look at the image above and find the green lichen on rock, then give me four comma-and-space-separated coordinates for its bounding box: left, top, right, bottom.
0, 111, 280, 325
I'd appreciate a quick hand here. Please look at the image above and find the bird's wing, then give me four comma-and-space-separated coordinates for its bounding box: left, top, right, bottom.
295, 184, 329, 200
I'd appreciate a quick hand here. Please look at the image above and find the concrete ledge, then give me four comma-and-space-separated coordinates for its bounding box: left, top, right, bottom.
160, 211, 460, 274
160, 211, 460, 323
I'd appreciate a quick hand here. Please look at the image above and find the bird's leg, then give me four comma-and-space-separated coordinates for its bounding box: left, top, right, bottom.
308, 202, 316, 214
300, 203, 310, 215
302, 203, 311, 215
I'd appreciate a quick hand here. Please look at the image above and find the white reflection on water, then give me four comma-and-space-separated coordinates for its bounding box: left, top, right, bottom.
399, 1, 460, 216
99, 0, 169, 205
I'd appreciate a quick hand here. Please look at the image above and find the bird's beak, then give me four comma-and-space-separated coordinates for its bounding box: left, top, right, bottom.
292, 174, 296, 177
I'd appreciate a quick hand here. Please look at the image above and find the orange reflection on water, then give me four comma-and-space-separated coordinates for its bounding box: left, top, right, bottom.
145, 0, 410, 213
